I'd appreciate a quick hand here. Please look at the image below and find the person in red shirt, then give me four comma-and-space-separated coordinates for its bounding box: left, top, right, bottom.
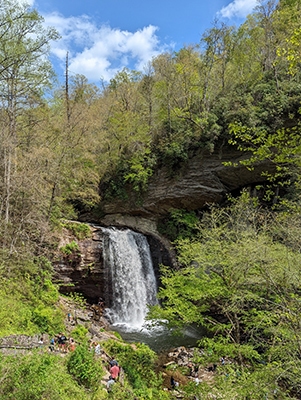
110, 364, 120, 380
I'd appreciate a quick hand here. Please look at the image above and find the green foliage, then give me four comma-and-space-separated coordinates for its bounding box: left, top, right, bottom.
32, 306, 63, 335
60, 241, 80, 256
66, 292, 87, 309
223, 1, 301, 192
123, 150, 155, 192
0, 255, 64, 336
67, 344, 103, 390
101, 148, 157, 201
101, 166, 129, 201
155, 138, 190, 171
102, 340, 169, 399
183, 363, 292, 400
158, 209, 199, 241
112, 331, 123, 340
3, 1, 301, 398
62, 221, 92, 240
149, 192, 301, 397
70, 325, 89, 343
0, 352, 88, 400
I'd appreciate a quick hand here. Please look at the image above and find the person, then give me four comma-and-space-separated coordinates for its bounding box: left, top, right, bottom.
57, 333, 67, 352
109, 358, 118, 367
98, 297, 105, 308
38, 337, 44, 348
69, 338, 76, 352
170, 376, 179, 390
110, 363, 120, 380
94, 342, 101, 355
106, 376, 115, 391
207, 363, 217, 372
49, 337, 55, 352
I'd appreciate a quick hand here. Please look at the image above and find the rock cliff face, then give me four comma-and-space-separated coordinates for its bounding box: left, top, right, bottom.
53, 225, 173, 302
55, 146, 274, 301
54, 226, 105, 302
99, 146, 274, 229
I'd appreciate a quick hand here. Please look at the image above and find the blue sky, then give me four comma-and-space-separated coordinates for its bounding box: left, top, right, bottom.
24, 0, 259, 83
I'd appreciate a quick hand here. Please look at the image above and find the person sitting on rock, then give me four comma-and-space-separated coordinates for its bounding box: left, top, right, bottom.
94, 342, 102, 355
38, 337, 44, 348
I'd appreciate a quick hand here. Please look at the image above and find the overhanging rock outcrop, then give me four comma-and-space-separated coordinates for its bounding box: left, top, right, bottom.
100, 146, 275, 219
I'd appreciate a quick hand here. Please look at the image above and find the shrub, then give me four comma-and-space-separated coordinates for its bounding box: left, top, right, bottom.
70, 325, 88, 343
102, 340, 161, 391
0, 352, 87, 400
60, 241, 80, 256
67, 344, 103, 390
32, 306, 64, 335
158, 208, 199, 241
62, 221, 92, 240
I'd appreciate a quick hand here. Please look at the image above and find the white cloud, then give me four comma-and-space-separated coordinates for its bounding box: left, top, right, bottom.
17, 0, 35, 6
218, 0, 258, 19
44, 13, 169, 82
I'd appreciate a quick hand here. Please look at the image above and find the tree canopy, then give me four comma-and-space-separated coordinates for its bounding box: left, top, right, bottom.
2, 0, 301, 397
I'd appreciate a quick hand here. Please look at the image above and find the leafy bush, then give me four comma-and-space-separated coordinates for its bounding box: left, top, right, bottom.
102, 340, 165, 395
70, 325, 88, 343
66, 292, 87, 308
32, 306, 63, 335
67, 344, 103, 390
150, 192, 301, 397
0, 352, 88, 400
158, 208, 199, 241
0, 256, 64, 336
62, 221, 92, 240
60, 241, 80, 256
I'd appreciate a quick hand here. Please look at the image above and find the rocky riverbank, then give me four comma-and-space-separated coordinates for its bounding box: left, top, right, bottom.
0, 295, 223, 397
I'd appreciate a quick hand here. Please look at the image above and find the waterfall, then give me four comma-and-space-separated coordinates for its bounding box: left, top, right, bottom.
102, 227, 158, 330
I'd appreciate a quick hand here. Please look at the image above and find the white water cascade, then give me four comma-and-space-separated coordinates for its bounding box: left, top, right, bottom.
102, 227, 158, 331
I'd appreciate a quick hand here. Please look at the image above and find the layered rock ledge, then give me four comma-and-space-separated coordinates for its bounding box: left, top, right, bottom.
100, 146, 274, 224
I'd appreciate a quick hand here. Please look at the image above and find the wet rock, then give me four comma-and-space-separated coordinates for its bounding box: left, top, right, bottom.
53, 224, 174, 301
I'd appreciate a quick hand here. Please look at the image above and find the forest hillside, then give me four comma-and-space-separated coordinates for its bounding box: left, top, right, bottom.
2, 0, 301, 398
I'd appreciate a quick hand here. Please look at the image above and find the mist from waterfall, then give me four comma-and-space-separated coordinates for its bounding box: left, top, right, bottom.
102, 227, 158, 331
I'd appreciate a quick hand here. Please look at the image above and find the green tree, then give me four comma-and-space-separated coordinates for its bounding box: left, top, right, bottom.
67, 344, 103, 390
46, 73, 101, 221
149, 193, 301, 397
0, 0, 58, 250
225, 0, 301, 190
